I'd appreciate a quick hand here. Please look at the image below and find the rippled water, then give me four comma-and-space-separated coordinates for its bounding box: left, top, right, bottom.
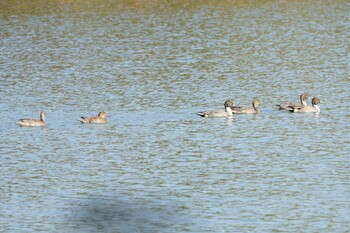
1, 1, 349, 232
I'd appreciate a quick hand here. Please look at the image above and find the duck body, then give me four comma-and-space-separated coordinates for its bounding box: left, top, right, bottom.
80, 112, 107, 124
17, 112, 46, 127
287, 97, 321, 113
197, 109, 233, 118
197, 99, 234, 118
276, 93, 309, 110
231, 98, 261, 114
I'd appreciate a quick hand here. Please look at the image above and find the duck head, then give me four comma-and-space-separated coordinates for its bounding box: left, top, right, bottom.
98, 112, 107, 118
40, 111, 46, 121
312, 97, 321, 105
252, 98, 261, 108
300, 93, 309, 101
224, 99, 234, 108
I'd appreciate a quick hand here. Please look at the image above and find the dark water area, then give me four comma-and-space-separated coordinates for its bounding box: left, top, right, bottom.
1, 1, 349, 232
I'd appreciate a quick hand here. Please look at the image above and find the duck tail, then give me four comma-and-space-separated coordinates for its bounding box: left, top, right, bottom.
196, 112, 206, 117
79, 117, 88, 123
285, 107, 296, 112
274, 105, 282, 110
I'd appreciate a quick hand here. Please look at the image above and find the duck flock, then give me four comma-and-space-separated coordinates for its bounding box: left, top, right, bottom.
16, 93, 321, 127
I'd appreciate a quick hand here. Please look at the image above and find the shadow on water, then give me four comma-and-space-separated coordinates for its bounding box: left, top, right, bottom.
68, 195, 193, 232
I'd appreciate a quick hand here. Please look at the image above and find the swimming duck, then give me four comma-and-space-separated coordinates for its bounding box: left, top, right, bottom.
275, 93, 309, 110
287, 97, 321, 113
230, 98, 261, 114
196, 99, 234, 118
16, 111, 46, 126
80, 112, 107, 124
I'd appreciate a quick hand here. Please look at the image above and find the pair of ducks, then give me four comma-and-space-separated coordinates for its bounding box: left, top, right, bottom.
197, 98, 261, 118
197, 93, 321, 118
275, 93, 321, 113
16, 112, 107, 127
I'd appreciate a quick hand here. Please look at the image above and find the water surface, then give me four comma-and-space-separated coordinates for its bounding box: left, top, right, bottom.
1, 1, 349, 232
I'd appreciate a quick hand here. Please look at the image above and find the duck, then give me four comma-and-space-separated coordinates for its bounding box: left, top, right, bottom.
80, 112, 107, 124
275, 93, 309, 110
287, 97, 321, 113
16, 111, 46, 126
230, 98, 261, 114
196, 99, 234, 118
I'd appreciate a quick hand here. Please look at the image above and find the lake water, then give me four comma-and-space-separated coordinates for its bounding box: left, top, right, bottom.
0, 1, 349, 232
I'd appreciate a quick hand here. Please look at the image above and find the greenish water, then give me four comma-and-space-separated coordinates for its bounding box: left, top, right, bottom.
1, 1, 349, 232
